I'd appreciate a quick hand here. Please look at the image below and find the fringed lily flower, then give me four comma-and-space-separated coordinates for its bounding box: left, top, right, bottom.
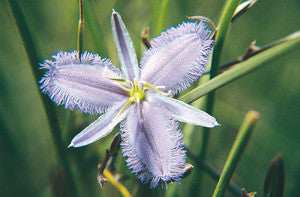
40, 10, 219, 188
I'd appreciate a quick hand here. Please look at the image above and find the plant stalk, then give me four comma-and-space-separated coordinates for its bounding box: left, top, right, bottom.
212, 110, 260, 197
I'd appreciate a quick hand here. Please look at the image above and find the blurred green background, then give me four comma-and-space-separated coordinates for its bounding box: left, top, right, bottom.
0, 0, 299, 196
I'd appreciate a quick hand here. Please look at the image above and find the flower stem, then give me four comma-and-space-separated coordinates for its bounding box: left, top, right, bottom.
211, 0, 242, 79
189, 0, 242, 194
179, 32, 300, 104
212, 110, 260, 197
103, 169, 132, 197
8, 0, 78, 196
166, 145, 243, 197
186, 148, 242, 196
77, 0, 84, 58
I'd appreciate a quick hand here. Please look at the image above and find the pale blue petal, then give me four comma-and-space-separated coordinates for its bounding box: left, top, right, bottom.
40, 51, 128, 114
120, 101, 186, 188
147, 93, 219, 128
69, 100, 131, 147
140, 21, 213, 94
111, 10, 139, 81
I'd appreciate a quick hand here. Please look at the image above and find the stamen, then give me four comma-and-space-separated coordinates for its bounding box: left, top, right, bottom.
155, 86, 165, 89
144, 82, 171, 96
108, 78, 128, 82
133, 78, 139, 89
114, 97, 134, 120
107, 77, 133, 87
106, 75, 133, 93
113, 82, 131, 92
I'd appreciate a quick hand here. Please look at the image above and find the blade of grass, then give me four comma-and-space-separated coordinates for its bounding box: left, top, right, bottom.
186, 148, 242, 196
179, 32, 300, 104
77, 0, 84, 58
7, 0, 78, 196
212, 110, 260, 197
211, 0, 242, 79
166, 144, 243, 197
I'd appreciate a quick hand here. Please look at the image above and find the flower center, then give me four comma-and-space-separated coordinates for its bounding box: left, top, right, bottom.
129, 79, 145, 102
108, 77, 170, 120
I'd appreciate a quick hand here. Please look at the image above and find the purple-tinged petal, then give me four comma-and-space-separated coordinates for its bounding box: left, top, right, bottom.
140, 21, 213, 94
147, 93, 219, 128
40, 51, 128, 114
111, 10, 139, 81
120, 101, 186, 188
69, 100, 131, 147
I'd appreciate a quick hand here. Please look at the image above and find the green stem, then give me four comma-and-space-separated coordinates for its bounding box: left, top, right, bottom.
166, 145, 243, 197
211, 0, 242, 79
8, 0, 78, 196
77, 0, 84, 58
182, 69, 211, 146
192, 0, 242, 194
185, 77, 209, 197
186, 148, 242, 196
212, 110, 260, 197
179, 33, 300, 104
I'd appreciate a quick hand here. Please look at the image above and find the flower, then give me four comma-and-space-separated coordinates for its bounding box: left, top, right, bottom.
40, 10, 218, 188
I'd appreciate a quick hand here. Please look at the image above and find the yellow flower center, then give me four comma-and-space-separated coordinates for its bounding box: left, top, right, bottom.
108, 77, 170, 120
129, 79, 145, 102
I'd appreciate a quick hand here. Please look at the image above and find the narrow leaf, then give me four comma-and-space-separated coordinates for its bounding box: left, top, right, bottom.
179, 32, 300, 104
187, 148, 243, 197
77, 0, 84, 58
212, 110, 260, 197
211, 0, 242, 79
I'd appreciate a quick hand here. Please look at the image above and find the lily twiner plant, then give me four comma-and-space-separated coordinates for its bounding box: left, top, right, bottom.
39, 10, 218, 187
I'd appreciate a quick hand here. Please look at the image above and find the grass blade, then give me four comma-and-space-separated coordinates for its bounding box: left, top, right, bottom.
77, 0, 84, 58
187, 148, 242, 196
211, 0, 242, 79
212, 110, 260, 197
179, 32, 300, 104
